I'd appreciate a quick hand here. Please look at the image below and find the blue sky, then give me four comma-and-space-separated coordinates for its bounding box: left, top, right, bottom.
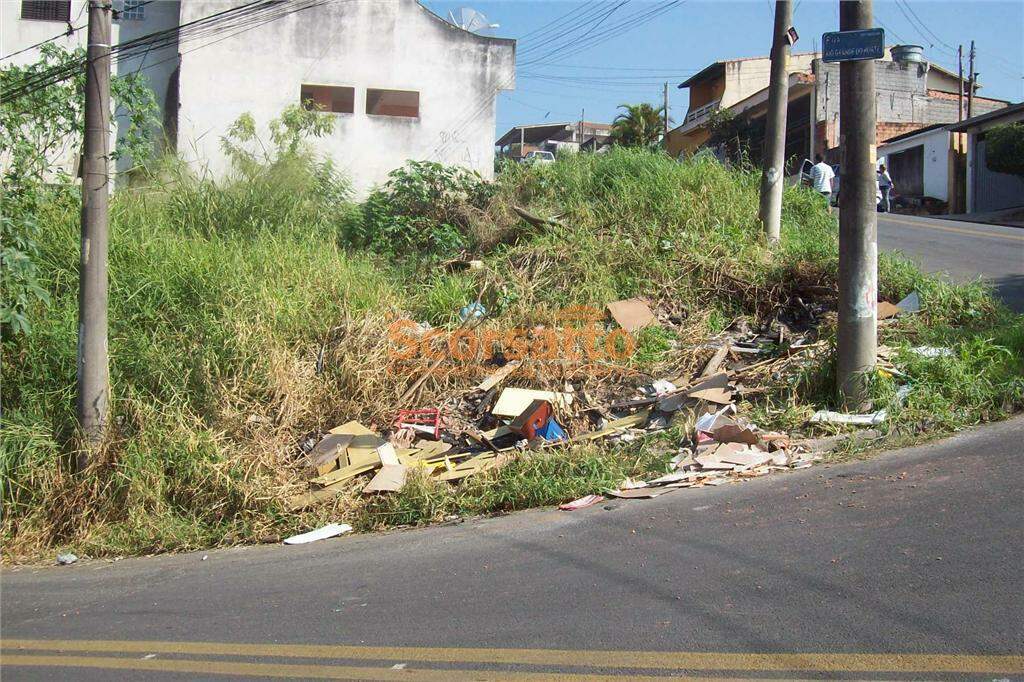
423, 0, 1024, 135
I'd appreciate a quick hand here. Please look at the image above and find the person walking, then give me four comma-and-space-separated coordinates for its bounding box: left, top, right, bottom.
810, 154, 836, 215
877, 164, 894, 213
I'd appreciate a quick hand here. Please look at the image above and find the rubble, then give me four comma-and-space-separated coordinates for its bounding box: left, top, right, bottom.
284, 290, 930, 515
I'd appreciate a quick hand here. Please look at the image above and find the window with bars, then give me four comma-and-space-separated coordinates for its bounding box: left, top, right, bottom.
118, 0, 145, 21
21, 1, 71, 22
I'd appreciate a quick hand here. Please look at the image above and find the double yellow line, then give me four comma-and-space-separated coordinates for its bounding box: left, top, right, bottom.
3, 638, 1023, 679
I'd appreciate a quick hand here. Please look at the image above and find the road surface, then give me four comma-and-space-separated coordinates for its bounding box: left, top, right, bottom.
3, 416, 1023, 680
876, 213, 1024, 312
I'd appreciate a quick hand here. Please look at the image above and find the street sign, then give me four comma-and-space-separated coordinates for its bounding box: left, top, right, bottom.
821, 28, 885, 63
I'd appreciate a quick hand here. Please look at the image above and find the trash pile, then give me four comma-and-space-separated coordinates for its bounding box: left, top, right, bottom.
286, 293, 925, 513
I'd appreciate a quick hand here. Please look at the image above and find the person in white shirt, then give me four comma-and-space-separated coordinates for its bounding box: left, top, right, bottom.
810, 154, 836, 214
877, 164, 894, 212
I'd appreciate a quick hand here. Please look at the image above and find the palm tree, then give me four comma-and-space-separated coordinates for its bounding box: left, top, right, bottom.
609, 103, 668, 148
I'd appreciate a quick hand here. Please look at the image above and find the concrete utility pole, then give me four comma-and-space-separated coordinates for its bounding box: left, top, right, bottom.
758, 0, 792, 244
663, 81, 669, 144
77, 0, 113, 468
836, 0, 877, 408
967, 40, 976, 118
957, 44, 964, 122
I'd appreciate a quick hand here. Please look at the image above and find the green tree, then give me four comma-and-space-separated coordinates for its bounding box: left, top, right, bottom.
0, 44, 157, 335
985, 122, 1024, 177
609, 103, 667, 148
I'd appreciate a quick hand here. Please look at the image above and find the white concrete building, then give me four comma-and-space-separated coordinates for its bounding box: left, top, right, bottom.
877, 124, 956, 203
3, 0, 516, 197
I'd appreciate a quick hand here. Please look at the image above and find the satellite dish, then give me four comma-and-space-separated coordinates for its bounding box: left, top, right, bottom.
447, 7, 500, 35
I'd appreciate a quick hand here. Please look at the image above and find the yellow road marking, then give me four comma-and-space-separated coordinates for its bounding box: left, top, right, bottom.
879, 215, 1024, 242
3, 639, 1023, 675
0, 654, 681, 681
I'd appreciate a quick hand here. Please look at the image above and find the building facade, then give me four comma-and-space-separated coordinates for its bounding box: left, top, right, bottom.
2, 0, 516, 197
666, 47, 1007, 165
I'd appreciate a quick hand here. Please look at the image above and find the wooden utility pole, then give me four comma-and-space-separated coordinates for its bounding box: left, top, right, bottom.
967, 40, 976, 118
663, 81, 669, 144
836, 0, 877, 408
957, 44, 964, 122
810, 39, 818, 160
758, 0, 792, 244
77, 0, 112, 468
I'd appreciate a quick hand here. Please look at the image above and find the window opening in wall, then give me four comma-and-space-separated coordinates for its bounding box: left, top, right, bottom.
21, 1, 71, 22
300, 84, 355, 114
366, 89, 419, 118
117, 0, 145, 21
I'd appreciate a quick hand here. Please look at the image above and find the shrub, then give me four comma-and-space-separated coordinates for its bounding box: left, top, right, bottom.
356, 161, 494, 255
985, 122, 1024, 177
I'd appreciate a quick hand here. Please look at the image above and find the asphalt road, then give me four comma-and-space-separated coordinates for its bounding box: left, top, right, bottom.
876, 213, 1024, 312
4, 417, 1023, 680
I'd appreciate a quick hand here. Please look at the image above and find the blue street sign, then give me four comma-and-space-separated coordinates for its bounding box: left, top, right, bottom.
821, 28, 885, 63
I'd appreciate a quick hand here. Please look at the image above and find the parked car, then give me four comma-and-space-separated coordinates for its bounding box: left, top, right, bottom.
523, 150, 555, 164
798, 158, 840, 206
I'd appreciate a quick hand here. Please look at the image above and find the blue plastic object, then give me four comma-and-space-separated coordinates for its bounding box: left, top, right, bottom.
535, 418, 567, 442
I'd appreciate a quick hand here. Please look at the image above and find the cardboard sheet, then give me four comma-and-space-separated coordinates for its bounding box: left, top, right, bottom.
606, 298, 658, 333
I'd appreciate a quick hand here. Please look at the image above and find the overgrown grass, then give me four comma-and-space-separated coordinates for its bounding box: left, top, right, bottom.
3, 148, 1022, 562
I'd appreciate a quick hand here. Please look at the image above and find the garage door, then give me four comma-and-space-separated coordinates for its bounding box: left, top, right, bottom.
973, 137, 1024, 212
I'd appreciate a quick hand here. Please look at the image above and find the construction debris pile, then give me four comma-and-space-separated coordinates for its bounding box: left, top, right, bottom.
287, 293, 922, 512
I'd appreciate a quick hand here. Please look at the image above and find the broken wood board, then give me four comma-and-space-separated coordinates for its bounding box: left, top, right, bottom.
313, 461, 379, 487
284, 486, 345, 512
363, 464, 408, 493
307, 433, 354, 476
475, 361, 522, 392
606, 487, 671, 499
571, 409, 651, 442
328, 421, 377, 437
606, 298, 657, 333
492, 388, 573, 418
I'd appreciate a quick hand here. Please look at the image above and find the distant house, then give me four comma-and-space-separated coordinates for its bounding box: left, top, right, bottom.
495, 121, 611, 160
949, 103, 1024, 213
666, 47, 1008, 170
2, 0, 516, 197
877, 123, 963, 212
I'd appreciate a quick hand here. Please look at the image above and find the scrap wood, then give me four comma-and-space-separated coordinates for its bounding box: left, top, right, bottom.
363, 464, 408, 493
475, 360, 522, 392
571, 409, 650, 442
284, 485, 345, 512
606, 298, 658, 333
307, 433, 354, 476
313, 461, 379, 487
606, 487, 671, 499
328, 420, 377, 437
512, 204, 564, 228
699, 344, 732, 378
491, 388, 573, 418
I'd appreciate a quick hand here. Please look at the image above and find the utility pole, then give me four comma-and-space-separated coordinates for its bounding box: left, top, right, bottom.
579, 107, 584, 147
77, 0, 112, 469
810, 38, 818, 161
957, 44, 964, 122
967, 40, 976, 118
758, 0, 792, 244
836, 0, 877, 408
663, 81, 669, 144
